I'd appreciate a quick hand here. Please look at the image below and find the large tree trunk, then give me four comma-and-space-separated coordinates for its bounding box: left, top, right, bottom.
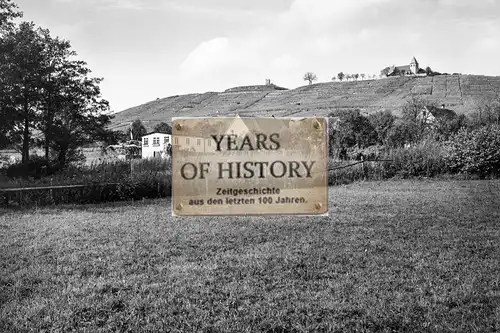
45, 89, 52, 161
56, 134, 71, 169
57, 148, 67, 168
22, 102, 30, 164
44, 131, 50, 160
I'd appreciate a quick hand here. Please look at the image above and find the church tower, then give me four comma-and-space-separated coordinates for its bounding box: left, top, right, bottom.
410, 56, 419, 74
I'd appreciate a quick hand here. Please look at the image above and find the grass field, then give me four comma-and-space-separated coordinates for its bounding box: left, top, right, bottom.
1, 180, 500, 332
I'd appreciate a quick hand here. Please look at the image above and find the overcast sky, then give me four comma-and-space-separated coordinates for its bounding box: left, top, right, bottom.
13, 0, 500, 112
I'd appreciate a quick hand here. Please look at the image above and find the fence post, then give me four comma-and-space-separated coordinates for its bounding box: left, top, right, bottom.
50, 178, 53, 203
362, 158, 367, 180
1, 192, 8, 207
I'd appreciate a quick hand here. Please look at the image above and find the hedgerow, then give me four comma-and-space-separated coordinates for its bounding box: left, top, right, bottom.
3, 123, 500, 206
0, 159, 172, 207
445, 124, 500, 177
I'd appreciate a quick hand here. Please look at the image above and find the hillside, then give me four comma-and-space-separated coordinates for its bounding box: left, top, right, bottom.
110, 75, 500, 131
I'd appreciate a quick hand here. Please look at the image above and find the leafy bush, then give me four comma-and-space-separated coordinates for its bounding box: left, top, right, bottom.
329, 109, 377, 150
346, 145, 386, 160
327, 140, 448, 185
1, 158, 173, 189
328, 160, 386, 185
1, 158, 173, 206
0, 154, 18, 169
115, 171, 171, 201
0, 183, 123, 206
1, 171, 171, 207
445, 124, 500, 177
131, 158, 171, 174
6, 156, 52, 179
386, 121, 419, 148
383, 140, 448, 178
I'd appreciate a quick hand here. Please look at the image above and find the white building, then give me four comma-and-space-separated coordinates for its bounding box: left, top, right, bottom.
141, 132, 172, 158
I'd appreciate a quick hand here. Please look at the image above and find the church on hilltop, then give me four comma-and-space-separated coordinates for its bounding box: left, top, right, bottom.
384, 57, 426, 77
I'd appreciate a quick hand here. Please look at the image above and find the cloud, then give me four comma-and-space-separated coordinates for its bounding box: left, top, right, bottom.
52, 0, 291, 16
179, 37, 231, 78
271, 54, 299, 71
177, 34, 272, 91
177, 0, 500, 91
51, 0, 160, 10
166, 0, 294, 14
164, 1, 277, 18
177, 0, 397, 82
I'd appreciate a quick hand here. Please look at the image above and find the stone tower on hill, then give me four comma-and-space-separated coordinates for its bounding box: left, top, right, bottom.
410, 56, 419, 75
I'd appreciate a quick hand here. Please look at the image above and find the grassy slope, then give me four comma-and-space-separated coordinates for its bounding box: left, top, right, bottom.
110, 75, 500, 131
1, 180, 500, 332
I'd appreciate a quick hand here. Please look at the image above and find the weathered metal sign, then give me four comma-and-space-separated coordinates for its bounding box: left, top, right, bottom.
171, 117, 328, 216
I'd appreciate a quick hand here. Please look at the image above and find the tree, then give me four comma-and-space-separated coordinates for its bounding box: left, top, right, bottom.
303, 72, 317, 85
38, 50, 111, 167
401, 94, 440, 141
445, 124, 500, 177
153, 121, 172, 134
354, 73, 359, 81
367, 110, 395, 145
402, 95, 433, 121
36, 26, 80, 160
49, 105, 111, 167
400, 95, 465, 142
386, 120, 418, 148
329, 109, 377, 150
360, 73, 366, 80
434, 114, 467, 141
127, 119, 147, 140
0, 0, 22, 32
337, 72, 345, 81
102, 130, 128, 146
380, 67, 391, 77
425, 66, 433, 76
469, 94, 500, 128
0, 21, 47, 162
327, 116, 339, 157
0, 19, 112, 167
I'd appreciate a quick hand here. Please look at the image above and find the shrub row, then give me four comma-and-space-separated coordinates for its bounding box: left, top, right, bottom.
445, 124, 500, 176
2, 125, 499, 204
328, 140, 450, 185
0, 158, 172, 189
0, 171, 171, 207
328, 124, 500, 185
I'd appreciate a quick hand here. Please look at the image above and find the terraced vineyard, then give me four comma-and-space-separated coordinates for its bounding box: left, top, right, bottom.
110, 75, 500, 130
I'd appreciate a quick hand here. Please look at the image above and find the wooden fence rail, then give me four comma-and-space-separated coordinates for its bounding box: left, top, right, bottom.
328, 159, 393, 171
0, 183, 120, 207
1, 184, 91, 192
